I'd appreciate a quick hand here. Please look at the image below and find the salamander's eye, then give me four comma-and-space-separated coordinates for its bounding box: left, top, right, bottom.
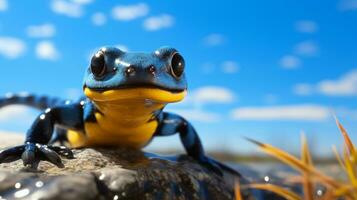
90, 52, 106, 78
170, 52, 185, 78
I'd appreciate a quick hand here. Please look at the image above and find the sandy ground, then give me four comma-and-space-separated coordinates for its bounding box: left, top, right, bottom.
0, 132, 24, 148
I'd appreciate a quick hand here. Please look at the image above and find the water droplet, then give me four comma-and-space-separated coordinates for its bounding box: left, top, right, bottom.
154, 50, 160, 55
35, 181, 44, 188
40, 114, 46, 120
14, 182, 21, 189
115, 58, 121, 65
113, 195, 119, 200
317, 189, 323, 196
45, 108, 51, 113
65, 100, 71, 105
115, 59, 130, 67
148, 65, 156, 74
80, 101, 85, 106
95, 52, 102, 58
264, 176, 270, 182
144, 99, 154, 107
125, 67, 136, 76
99, 173, 105, 180
14, 188, 30, 198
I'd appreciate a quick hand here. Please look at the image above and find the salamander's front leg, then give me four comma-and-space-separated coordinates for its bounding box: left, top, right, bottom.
0, 103, 84, 168
155, 112, 222, 175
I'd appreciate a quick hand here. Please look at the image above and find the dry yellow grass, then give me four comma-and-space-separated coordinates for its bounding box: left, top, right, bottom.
235, 119, 357, 200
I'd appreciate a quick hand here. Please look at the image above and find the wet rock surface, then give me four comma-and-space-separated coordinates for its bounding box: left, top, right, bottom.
0, 133, 250, 200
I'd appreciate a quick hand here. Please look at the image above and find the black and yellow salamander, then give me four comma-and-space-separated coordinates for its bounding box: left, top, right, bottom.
0, 47, 235, 175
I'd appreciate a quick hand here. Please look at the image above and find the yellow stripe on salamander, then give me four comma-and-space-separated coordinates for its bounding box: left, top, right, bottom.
67, 130, 88, 148
67, 87, 186, 148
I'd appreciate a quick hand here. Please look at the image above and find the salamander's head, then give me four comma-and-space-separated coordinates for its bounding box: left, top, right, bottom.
83, 47, 187, 103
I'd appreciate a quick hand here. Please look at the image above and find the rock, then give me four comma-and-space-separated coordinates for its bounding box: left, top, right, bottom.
0, 133, 251, 200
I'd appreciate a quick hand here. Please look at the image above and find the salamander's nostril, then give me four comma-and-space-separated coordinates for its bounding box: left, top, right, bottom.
125, 66, 136, 76
148, 65, 156, 74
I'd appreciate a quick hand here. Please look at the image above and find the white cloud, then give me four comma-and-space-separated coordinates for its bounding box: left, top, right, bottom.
191, 86, 235, 105
35, 41, 59, 60
295, 20, 318, 33
91, 12, 106, 26
221, 61, 239, 73
0, 106, 34, 123
231, 104, 330, 121
294, 70, 357, 96
293, 83, 314, 96
339, 0, 357, 11
0, 37, 26, 59
168, 109, 221, 122
294, 41, 319, 57
143, 14, 174, 31
0, 0, 8, 11
317, 70, 357, 96
279, 55, 301, 69
27, 24, 56, 38
201, 61, 240, 74
51, 0, 82, 18
203, 34, 225, 46
167, 86, 235, 123
71, 0, 93, 5
112, 3, 149, 21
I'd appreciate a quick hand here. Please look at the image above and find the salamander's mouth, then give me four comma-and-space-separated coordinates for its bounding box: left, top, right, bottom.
85, 83, 185, 94
84, 86, 187, 103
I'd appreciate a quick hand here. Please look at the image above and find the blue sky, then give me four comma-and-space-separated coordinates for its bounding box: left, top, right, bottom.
0, 0, 357, 156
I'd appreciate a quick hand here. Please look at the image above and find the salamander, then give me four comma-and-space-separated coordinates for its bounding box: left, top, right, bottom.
0, 47, 229, 174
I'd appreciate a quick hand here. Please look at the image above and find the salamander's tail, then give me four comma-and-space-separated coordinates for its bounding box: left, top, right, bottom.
0, 93, 65, 110
211, 158, 242, 177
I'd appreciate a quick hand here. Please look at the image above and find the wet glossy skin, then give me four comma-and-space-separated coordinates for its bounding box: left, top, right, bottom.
0, 47, 222, 174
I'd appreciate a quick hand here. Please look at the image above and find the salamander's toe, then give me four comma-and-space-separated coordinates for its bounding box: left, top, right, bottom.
0, 145, 25, 163
21, 143, 38, 168
39, 145, 64, 168
48, 146, 74, 159
1, 143, 72, 169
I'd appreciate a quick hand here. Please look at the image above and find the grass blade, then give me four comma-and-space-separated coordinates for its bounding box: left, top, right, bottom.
343, 147, 357, 188
234, 180, 243, 200
301, 134, 314, 200
335, 117, 356, 156
332, 145, 346, 171
246, 137, 341, 189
